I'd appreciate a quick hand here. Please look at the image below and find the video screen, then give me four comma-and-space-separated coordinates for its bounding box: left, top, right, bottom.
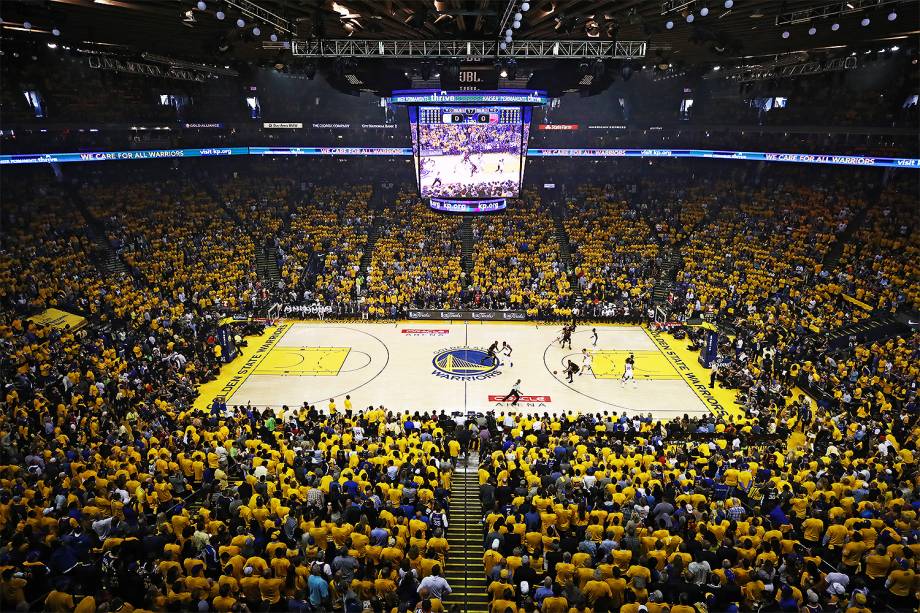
414, 106, 525, 199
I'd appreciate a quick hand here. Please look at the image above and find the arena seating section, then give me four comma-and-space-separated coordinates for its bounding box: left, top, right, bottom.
0, 160, 917, 613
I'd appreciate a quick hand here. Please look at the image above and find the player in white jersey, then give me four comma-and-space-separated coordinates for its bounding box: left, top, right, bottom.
622, 353, 636, 387
500, 341, 513, 367
580, 348, 592, 376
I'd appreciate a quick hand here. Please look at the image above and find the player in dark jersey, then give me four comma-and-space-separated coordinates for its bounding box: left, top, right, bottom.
560, 325, 573, 350
483, 340, 500, 365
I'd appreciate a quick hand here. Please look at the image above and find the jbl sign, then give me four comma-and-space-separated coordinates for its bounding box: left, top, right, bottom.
459, 70, 482, 83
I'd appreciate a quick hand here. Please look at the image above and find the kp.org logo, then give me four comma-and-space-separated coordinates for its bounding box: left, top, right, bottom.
432, 347, 502, 381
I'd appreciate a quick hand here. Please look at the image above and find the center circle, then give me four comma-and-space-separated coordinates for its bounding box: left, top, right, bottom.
432, 347, 498, 377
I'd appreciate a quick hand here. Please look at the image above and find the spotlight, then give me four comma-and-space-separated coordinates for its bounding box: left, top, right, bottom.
23, 20, 32, 30
724, 0, 733, 8
52, 28, 61, 36
666, 20, 674, 29
252, 26, 260, 36
887, 10, 897, 21
47, 42, 57, 49
500, 42, 507, 50
700, 7, 709, 16
216, 11, 225, 20
236, 18, 245, 27
505, 34, 512, 42
686, 14, 694, 23
506, 29, 512, 37
861, 17, 870, 26
521, 2, 530, 11
270, 33, 278, 42
831, 22, 839, 30
713, 65, 720, 70
782, 30, 789, 39
512, 20, 520, 29
197, 1, 206, 10
890, 45, 899, 51
500, 68, 508, 77
808, 26, 816, 35
514, 12, 522, 21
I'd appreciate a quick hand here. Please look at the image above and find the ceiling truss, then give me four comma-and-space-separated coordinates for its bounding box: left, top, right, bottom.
276, 39, 647, 59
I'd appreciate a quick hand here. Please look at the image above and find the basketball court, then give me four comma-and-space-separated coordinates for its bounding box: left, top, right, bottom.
196, 321, 741, 420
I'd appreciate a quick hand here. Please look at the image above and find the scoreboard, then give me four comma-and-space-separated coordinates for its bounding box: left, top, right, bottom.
388, 90, 550, 211
418, 106, 522, 125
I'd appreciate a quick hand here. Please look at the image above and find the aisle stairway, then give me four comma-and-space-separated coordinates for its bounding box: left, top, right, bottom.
68, 184, 130, 277
359, 215, 385, 276
255, 240, 282, 289
443, 453, 488, 613
460, 217, 475, 274
651, 249, 684, 304
820, 203, 870, 271
547, 202, 582, 302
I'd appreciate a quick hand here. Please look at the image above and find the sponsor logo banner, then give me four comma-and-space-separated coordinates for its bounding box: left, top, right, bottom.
407, 309, 527, 321
586, 125, 627, 129
401, 329, 449, 336
488, 395, 552, 403
283, 304, 334, 316
182, 122, 224, 129
429, 197, 506, 213
537, 123, 579, 130
312, 123, 351, 129
360, 123, 397, 129
263, 122, 303, 129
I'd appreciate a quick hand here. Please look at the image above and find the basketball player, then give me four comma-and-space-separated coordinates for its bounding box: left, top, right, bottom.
591, 328, 599, 347
501, 341, 513, 367
580, 348, 592, 376
462, 148, 473, 171
483, 340, 500, 365
565, 360, 580, 383
622, 353, 636, 388
503, 379, 522, 406
559, 325, 573, 350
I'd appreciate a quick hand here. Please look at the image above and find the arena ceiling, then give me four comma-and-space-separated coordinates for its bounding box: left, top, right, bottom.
2, 0, 917, 67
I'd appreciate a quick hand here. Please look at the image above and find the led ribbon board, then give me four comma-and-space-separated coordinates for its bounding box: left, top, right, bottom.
1, 147, 917, 168
387, 90, 551, 106
429, 197, 507, 213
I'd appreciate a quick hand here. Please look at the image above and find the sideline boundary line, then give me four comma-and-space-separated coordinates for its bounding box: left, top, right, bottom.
642, 326, 735, 418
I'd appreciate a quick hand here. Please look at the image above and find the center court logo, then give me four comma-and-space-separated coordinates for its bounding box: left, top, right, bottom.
432, 347, 502, 381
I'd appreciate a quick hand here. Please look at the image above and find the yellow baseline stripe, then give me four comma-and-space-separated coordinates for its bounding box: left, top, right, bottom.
641, 325, 741, 419
194, 323, 292, 408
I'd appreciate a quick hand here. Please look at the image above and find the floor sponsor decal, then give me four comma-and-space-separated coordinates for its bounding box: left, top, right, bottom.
487, 395, 552, 403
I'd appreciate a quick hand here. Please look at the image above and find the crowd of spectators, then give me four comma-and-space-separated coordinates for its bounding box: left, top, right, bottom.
365, 192, 464, 317
469, 193, 573, 318
562, 186, 659, 320
831, 178, 919, 312
0, 157, 917, 612
474, 398, 918, 613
